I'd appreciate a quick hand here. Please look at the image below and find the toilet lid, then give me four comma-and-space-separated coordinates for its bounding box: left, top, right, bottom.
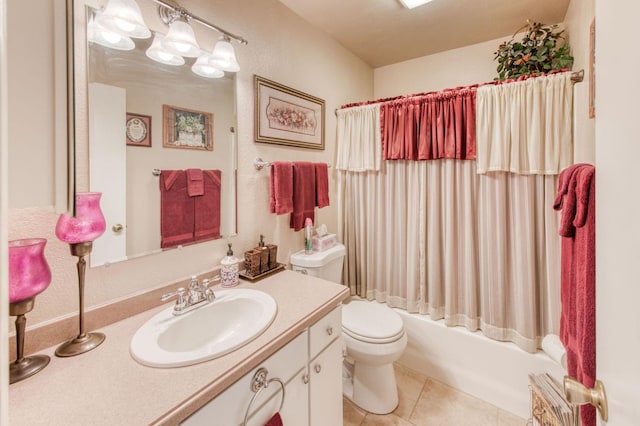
342, 301, 404, 344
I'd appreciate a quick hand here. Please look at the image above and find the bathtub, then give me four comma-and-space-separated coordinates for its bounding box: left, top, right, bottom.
392, 307, 566, 419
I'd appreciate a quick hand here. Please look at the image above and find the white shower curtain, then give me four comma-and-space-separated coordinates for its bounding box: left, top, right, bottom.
338, 160, 561, 352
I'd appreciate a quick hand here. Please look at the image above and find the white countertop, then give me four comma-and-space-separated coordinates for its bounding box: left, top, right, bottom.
9, 270, 349, 425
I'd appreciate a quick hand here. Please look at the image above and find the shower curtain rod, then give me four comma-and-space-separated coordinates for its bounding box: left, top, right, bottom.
336, 69, 584, 114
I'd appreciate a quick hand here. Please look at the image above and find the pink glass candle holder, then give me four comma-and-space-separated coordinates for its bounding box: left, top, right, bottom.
55, 192, 106, 243
9, 238, 52, 303
9, 238, 52, 383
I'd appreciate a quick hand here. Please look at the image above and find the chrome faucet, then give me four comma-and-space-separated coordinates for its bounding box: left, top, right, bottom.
161, 275, 218, 316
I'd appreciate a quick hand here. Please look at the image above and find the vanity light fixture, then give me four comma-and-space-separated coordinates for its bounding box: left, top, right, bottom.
161, 16, 201, 57
191, 53, 224, 78
145, 33, 185, 65
88, 12, 135, 51
96, 0, 151, 39
210, 35, 241, 73
151, 0, 248, 72
398, 0, 435, 9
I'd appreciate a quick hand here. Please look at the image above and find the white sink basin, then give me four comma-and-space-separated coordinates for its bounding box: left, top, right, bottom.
130, 288, 277, 368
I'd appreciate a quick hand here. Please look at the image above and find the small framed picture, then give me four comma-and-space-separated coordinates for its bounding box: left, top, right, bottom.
163, 105, 213, 151
126, 113, 152, 147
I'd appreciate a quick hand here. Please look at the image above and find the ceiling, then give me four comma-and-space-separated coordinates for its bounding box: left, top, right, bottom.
278, 0, 571, 68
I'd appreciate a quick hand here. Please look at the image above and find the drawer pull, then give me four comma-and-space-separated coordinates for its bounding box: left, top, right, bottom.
314, 364, 322, 374
302, 373, 309, 384
326, 326, 333, 336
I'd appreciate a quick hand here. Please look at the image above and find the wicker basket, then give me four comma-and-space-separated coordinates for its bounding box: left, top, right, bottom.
244, 249, 261, 277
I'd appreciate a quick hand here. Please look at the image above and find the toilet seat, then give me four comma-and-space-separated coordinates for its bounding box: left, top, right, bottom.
342, 301, 404, 344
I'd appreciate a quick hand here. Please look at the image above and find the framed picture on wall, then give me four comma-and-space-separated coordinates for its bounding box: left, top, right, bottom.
163, 105, 213, 151
126, 113, 152, 147
254, 75, 325, 150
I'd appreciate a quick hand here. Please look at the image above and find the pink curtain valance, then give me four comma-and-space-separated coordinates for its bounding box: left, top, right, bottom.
381, 88, 477, 161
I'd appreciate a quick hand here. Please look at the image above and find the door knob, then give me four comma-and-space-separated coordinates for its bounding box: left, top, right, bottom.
563, 376, 608, 421
112, 224, 124, 233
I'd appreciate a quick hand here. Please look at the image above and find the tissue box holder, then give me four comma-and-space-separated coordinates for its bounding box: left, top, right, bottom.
312, 234, 336, 252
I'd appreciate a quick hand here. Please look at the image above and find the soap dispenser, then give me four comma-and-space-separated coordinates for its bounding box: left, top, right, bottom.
220, 243, 240, 287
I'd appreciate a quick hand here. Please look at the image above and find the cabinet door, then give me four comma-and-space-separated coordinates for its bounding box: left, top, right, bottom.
247, 368, 309, 426
309, 338, 344, 426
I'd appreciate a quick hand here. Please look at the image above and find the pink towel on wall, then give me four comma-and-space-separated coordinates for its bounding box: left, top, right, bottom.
194, 170, 222, 242
270, 162, 294, 214
554, 164, 596, 426
315, 162, 330, 208
159, 170, 194, 248
186, 168, 204, 197
290, 162, 316, 231
264, 412, 283, 426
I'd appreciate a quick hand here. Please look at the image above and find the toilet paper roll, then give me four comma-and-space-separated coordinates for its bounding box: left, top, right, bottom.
541, 334, 567, 368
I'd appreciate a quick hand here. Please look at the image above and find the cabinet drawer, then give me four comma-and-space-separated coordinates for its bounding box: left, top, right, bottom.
182, 330, 308, 426
309, 305, 341, 359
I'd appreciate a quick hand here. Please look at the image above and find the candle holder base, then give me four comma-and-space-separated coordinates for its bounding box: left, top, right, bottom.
55, 332, 105, 357
10, 354, 50, 384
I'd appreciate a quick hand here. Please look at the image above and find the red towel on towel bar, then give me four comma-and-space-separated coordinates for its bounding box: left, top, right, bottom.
270, 162, 294, 214
194, 170, 222, 242
554, 164, 596, 426
290, 162, 316, 231
315, 162, 330, 208
160, 170, 194, 248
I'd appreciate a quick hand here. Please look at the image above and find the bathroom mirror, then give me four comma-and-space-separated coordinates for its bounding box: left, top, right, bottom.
70, 0, 238, 267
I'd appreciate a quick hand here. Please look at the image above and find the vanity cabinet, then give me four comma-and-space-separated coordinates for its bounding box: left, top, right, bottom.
182, 305, 343, 426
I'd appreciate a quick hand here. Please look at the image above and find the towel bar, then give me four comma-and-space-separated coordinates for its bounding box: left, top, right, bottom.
243, 367, 285, 426
254, 157, 331, 171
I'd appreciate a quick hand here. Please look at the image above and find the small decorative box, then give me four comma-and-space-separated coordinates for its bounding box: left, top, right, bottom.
312, 234, 337, 252
267, 244, 278, 270
244, 249, 262, 277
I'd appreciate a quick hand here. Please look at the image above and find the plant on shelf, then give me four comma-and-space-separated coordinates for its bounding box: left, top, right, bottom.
494, 20, 574, 80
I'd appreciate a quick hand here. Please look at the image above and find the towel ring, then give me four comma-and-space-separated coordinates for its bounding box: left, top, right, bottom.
242, 367, 285, 426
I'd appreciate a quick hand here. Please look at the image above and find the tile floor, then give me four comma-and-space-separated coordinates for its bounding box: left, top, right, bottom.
343, 364, 528, 426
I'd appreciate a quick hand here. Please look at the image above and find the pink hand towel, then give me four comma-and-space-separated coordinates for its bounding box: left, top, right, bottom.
186, 168, 204, 197
270, 162, 294, 215
315, 162, 330, 208
290, 162, 316, 231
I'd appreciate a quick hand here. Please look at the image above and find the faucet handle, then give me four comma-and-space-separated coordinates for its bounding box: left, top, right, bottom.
161, 287, 186, 304
189, 276, 199, 289
202, 279, 216, 302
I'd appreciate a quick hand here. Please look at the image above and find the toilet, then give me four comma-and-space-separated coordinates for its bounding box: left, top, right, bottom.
290, 243, 407, 414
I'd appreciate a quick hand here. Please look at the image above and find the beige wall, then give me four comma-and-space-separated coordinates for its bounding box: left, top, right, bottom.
7, 0, 372, 327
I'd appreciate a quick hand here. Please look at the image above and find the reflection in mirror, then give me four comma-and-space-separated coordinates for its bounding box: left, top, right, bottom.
82, 3, 238, 267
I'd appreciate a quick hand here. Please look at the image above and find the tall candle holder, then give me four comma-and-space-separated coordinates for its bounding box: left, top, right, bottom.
54, 192, 107, 357
9, 238, 52, 383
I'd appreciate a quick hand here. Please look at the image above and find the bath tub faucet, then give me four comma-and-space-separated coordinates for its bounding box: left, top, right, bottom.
161, 276, 218, 316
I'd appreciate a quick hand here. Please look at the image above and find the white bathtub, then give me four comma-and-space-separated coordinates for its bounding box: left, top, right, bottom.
392, 307, 566, 419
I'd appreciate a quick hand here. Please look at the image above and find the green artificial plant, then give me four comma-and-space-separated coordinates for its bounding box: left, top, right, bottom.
494, 20, 574, 80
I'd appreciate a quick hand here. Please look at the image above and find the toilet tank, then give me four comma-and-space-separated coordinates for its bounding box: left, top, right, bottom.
290, 243, 345, 283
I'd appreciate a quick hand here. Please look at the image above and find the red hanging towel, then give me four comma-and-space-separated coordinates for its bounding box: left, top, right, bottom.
264, 412, 283, 426
159, 170, 194, 248
194, 170, 221, 242
290, 162, 316, 231
554, 164, 596, 426
315, 162, 330, 208
270, 161, 294, 214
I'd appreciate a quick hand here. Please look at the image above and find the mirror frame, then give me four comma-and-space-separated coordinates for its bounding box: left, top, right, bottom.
68, 0, 239, 262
